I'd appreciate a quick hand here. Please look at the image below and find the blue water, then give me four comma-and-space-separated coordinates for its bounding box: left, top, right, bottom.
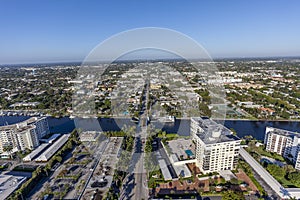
1, 116, 300, 141
185, 149, 194, 156
224, 120, 300, 140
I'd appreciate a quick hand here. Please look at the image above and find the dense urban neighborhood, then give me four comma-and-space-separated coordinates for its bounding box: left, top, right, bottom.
2, 0, 300, 199
0, 59, 299, 120
0, 58, 300, 199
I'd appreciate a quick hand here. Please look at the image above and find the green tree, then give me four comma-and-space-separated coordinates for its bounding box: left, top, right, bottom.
56, 156, 62, 163
222, 190, 245, 200
230, 128, 237, 136
283, 165, 296, 174
288, 172, 300, 186
3, 146, 13, 159
44, 164, 51, 176
267, 164, 285, 178
229, 178, 239, 185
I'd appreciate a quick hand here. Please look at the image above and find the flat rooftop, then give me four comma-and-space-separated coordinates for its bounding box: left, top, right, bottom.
17, 125, 35, 133
192, 117, 240, 144
173, 164, 192, 178
0, 175, 27, 200
167, 138, 195, 160
46, 133, 61, 143
266, 127, 300, 138
23, 143, 49, 161
35, 134, 69, 161
0, 117, 46, 131
158, 159, 172, 181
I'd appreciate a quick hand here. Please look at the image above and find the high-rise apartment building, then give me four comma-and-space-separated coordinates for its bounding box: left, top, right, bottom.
15, 125, 39, 151
264, 127, 300, 170
191, 118, 241, 174
17, 117, 49, 139
0, 117, 49, 153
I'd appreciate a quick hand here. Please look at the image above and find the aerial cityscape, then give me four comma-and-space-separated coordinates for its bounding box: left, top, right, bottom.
1, 1, 300, 200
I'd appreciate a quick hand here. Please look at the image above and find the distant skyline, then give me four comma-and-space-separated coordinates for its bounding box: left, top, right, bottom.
1, 0, 300, 64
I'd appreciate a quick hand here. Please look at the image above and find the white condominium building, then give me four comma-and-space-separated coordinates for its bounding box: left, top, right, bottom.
264, 127, 300, 170
0, 117, 49, 153
191, 118, 241, 174
0, 128, 18, 152
15, 125, 39, 151
18, 117, 49, 139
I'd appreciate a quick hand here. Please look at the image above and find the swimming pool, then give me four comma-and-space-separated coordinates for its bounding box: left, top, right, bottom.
185, 149, 194, 157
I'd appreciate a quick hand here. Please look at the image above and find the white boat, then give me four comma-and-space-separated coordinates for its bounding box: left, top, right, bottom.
158, 115, 175, 123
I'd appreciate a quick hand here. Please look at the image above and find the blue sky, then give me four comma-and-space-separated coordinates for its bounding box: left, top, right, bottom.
1, 0, 300, 64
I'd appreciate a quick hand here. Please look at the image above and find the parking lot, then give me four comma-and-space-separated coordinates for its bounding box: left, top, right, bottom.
29, 145, 94, 200
83, 137, 123, 199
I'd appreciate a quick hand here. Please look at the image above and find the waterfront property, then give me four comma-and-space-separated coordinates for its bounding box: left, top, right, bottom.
167, 138, 196, 178
157, 118, 241, 181
191, 117, 241, 174
168, 138, 195, 160
158, 138, 195, 180
264, 126, 300, 170
23, 134, 62, 162
35, 134, 70, 162
0, 117, 49, 155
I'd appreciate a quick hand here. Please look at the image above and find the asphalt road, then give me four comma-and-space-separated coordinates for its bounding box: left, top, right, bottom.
134, 156, 148, 200
120, 81, 150, 200
132, 81, 150, 200
127, 127, 148, 200
120, 132, 148, 200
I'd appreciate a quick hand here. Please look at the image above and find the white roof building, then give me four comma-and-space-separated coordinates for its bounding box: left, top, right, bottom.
23, 143, 49, 162
158, 159, 172, 181
35, 134, 69, 162
0, 175, 27, 200
191, 117, 241, 174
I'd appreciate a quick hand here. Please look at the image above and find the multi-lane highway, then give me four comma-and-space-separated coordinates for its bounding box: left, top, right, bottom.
132, 128, 148, 200
120, 80, 150, 200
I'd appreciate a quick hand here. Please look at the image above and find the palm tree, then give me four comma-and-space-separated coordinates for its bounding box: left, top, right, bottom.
16, 190, 24, 200
44, 164, 51, 176
3, 146, 13, 159
162, 131, 166, 138
34, 166, 42, 177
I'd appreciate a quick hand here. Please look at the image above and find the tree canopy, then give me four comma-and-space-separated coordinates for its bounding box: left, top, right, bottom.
222, 190, 245, 200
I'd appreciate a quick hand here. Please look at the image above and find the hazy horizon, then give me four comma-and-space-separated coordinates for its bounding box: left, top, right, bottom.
1, 1, 300, 64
